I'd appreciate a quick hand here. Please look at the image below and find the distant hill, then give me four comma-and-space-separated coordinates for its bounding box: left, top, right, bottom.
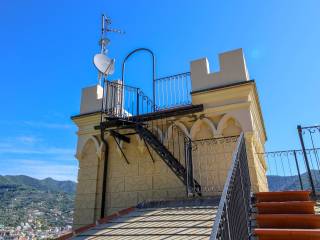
0, 175, 76, 193
267, 170, 320, 191
0, 175, 77, 237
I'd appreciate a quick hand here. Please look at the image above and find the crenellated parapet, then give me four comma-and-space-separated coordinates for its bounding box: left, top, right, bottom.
190, 48, 250, 92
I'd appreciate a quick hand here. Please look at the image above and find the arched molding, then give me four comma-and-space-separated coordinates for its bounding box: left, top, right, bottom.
76, 135, 101, 161
190, 118, 218, 139
135, 135, 146, 153
217, 113, 243, 136
166, 121, 190, 140
154, 126, 164, 142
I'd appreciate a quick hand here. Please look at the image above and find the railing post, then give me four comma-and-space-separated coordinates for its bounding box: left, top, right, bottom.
293, 150, 304, 190
184, 140, 189, 196
185, 138, 194, 196
188, 139, 194, 195
297, 125, 316, 196
136, 88, 140, 116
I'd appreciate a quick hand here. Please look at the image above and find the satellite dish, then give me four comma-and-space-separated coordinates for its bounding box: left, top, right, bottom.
93, 53, 115, 75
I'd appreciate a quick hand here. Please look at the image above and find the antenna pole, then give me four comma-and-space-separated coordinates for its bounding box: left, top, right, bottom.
95, 14, 124, 85
101, 14, 105, 36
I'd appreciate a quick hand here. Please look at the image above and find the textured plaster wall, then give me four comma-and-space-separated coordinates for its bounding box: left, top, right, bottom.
73, 139, 101, 229
72, 112, 268, 228
105, 136, 186, 215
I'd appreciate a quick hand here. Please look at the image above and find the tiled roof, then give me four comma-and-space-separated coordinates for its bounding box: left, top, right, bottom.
71, 198, 219, 240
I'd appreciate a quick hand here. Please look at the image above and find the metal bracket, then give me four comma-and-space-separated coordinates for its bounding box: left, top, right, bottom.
112, 136, 130, 164
110, 130, 130, 143
143, 138, 155, 163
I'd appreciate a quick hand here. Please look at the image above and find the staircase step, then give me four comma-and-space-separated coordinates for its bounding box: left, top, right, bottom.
256, 201, 316, 214
254, 228, 320, 240
256, 214, 320, 229
255, 191, 311, 203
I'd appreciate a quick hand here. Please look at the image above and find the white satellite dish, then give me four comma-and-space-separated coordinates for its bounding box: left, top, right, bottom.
93, 53, 115, 75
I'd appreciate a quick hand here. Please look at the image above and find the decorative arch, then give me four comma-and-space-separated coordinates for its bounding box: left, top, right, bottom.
133, 127, 163, 153
217, 113, 243, 136
76, 135, 101, 160
190, 118, 218, 139
153, 126, 164, 142
166, 121, 190, 140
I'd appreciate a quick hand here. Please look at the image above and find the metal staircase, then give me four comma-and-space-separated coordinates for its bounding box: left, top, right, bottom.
134, 124, 202, 196
99, 79, 202, 197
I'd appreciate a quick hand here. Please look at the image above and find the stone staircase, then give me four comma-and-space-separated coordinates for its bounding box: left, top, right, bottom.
69, 198, 219, 240
253, 191, 320, 240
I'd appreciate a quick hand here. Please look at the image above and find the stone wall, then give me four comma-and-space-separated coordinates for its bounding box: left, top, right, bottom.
104, 135, 186, 215
72, 110, 268, 228
73, 139, 101, 229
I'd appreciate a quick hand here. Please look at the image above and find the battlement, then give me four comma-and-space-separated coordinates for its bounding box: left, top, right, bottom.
191, 48, 250, 92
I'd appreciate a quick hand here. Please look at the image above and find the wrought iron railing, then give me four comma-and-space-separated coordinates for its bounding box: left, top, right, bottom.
102, 80, 159, 119
257, 149, 320, 192
298, 125, 320, 196
210, 133, 251, 240
102, 72, 192, 118
154, 72, 191, 110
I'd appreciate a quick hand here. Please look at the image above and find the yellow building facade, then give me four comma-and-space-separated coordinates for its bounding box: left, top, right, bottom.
71, 48, 268, 229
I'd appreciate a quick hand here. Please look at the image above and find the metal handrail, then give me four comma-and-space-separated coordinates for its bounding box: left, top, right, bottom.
210, 133, 251, 239
155, 71, 190, 81
154, 72, 192, 109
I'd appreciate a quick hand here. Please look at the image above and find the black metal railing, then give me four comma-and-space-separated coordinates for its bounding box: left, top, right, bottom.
257, 149, 320, 192
102, 73, 192, 118
103, 80, 159, 119
210, 133, 251, 240
298, 125, 320, 196
154, 72, 191, 110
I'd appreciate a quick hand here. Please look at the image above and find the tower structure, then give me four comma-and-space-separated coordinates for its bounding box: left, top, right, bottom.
71, 46, 268, 229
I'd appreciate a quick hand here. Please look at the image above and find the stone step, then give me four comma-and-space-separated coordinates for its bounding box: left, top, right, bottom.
255, 191, 311, 203
256, 201, 315, 214
254, 228, 320, 240
256, 214, 320, 229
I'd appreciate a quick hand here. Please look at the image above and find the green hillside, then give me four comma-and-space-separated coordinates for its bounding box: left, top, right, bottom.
0, 175, 76, 193
0, 175, 76, 238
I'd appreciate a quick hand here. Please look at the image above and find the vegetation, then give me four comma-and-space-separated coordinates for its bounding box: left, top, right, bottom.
0, 175, 76, 238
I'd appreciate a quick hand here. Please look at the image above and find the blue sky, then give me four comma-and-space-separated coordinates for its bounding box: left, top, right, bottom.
0, 0, 319, 181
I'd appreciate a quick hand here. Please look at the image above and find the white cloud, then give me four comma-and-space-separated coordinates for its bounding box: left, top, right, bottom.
0, 136, 76, 180
24, 121, 73, 129
0, 120, 74, 130
0, 159, 78, 181
0, 120, 77, 180
0, 146, 74, 155
16, 136, 40, 145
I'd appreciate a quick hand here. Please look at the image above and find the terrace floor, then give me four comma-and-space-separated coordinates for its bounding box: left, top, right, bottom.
71, 197, 219, 240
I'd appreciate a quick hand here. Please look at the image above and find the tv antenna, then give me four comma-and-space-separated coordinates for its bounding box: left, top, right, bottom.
93, 14, 125, 84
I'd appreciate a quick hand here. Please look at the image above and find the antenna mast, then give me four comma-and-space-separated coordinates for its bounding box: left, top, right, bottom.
96, 14, 125, 84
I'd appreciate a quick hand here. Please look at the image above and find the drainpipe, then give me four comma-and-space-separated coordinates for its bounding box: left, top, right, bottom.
100, 130, 109, 218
